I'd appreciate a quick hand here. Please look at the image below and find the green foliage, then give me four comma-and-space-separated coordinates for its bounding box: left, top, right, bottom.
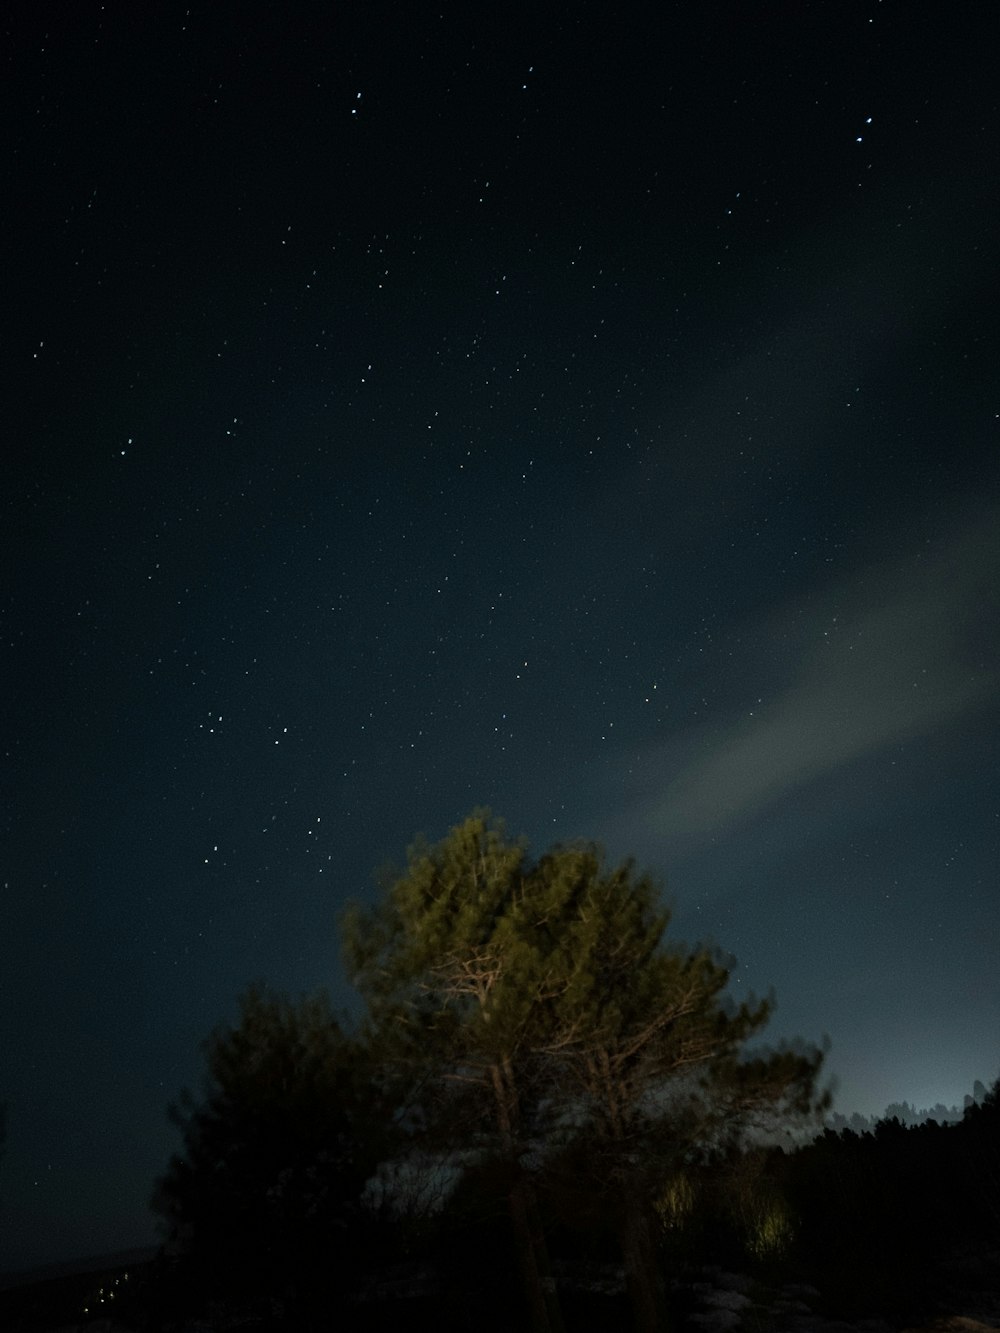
343, 811, 829, 1333
342, 811, 567, 1333
651, 1149, 801, 1271
341, 811, 560, 1145
725, 1150, 797, 1261
654, 1168, 699, 1233
536, 841, 827, 1202
344, 814, 827, 1164
344, 812, 530, 1032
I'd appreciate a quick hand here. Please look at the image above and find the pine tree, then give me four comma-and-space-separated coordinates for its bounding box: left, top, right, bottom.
343, 813, 828, 1333
341, 811, 566, 1333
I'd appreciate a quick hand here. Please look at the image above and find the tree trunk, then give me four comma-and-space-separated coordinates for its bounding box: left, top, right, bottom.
619, 1195, 668, 1333
491, 1060, 564, 1333
507, 1170, 564, 1333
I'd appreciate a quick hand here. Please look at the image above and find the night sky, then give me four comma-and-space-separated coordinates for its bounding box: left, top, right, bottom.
3, 1, 998, 1274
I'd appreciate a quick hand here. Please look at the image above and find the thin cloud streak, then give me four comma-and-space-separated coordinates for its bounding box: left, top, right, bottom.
642, 504, 998, 842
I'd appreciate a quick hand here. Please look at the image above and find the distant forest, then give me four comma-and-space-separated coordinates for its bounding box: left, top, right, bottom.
826, 1080, 993, 1133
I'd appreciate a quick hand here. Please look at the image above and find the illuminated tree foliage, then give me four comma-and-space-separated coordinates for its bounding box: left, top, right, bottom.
343, 812, 828, 1333
342, 812, 566, 1333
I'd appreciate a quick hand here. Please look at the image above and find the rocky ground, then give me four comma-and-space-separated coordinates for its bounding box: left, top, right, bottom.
671, 1266, 1000, 1333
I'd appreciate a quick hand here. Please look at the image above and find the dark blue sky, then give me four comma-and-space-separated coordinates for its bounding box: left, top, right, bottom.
3, 1, 998, 1273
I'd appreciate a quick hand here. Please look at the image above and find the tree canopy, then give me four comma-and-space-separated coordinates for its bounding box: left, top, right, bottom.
342, 811, 829, 1333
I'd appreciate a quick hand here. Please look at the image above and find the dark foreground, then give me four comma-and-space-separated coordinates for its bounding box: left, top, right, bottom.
2, 1242, 999, 1333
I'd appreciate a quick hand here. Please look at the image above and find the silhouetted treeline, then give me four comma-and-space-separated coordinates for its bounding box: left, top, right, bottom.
825, 1079, 992, 1132
775, 1078, 1000, 1317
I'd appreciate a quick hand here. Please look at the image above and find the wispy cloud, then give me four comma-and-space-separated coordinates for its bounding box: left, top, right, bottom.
641, 503, 999, 842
